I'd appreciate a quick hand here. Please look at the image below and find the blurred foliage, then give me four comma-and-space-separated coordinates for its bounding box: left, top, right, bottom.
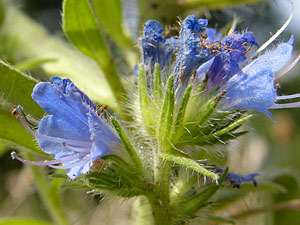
0, 0, 300, 224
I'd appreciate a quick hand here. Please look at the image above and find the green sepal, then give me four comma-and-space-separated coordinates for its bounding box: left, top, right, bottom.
153, 63, 163, 105
157, 74, 175, 147
171, 84, 193, 143
194, 91, 226, 126
110, 117, 143, 173
161, 151, 219, 181
179, 114, 253, 147
171, 167, 228, 218
138, 63, 152, 128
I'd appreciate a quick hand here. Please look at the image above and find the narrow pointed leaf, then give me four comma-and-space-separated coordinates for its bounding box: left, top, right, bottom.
153, 63, 163, 105
111, 117, 142, 173
161, 152, 219, 180
158, 74, 175, 146
63, 0, 126, 112
88, 0, 133, 48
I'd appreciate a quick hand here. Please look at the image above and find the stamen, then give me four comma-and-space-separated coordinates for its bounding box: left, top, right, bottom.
276, 93, 300, 101
256, 0, 294, 54
271, 102, 300, 109
48, 154, 91, 169
65, 144, 91, 152
16, 106, 91, 147
276, 52, 300, 80
11, 151, 86, 166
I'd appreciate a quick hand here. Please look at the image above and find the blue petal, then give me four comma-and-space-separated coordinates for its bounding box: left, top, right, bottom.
142, 20, 176, 73
205, 28, 222, 42
220, 41, 293, 115
32, 80, 94, 129
88, 112, 121, 161
207, 54, 240, 90
174, 15, 213, 87
222, 32, 258, 63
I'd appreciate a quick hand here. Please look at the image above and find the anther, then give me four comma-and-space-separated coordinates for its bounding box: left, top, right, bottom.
216, 90, 227, 101
11, 106, 17, 116
97, 104, 108, 116
200, 33, 208, 39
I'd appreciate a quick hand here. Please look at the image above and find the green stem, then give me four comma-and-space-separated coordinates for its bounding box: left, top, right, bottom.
150, 160, 172, 225
24, 152, 69, 225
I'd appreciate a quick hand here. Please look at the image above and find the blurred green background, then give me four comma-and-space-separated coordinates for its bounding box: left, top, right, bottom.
0, 0, 300, 224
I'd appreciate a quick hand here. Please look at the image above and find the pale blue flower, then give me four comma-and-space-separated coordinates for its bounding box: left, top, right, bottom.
13, 77, 120, 179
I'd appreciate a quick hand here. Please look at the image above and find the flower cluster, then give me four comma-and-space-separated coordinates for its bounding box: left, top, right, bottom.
141, 15, 298, 119
12, 14, 299, 188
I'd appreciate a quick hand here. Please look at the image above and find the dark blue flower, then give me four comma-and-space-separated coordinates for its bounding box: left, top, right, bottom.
174, 15, 216, 87
215, 167, 259, 188
142, 20, 176, 74
13, 77, 120, 179
221, 32, 258, 63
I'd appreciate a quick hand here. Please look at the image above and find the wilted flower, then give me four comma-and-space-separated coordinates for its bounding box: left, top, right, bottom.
12, 77, 120, 179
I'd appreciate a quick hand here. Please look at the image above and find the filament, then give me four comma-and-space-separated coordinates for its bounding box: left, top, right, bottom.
48, 154, 91, 169
270, 102, 300, 109
256, 0, 294, 54
11, 151, 86, 166
276, 93, 300, 101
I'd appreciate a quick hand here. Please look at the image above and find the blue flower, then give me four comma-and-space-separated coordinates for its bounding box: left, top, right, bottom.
215, 167, 259, 188
142, 20, 176, 74
219, 37, 294, 118
13, 77, 120, 179
174, 15, 215, 87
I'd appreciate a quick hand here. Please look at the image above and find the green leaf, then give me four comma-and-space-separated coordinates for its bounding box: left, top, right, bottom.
0, 61, 43, 116
0, 218, 54, 225
1, 5, 115, 110
171, 168, 228, 219
0, 108, 42, 153
161, 151, 219, 181
88, 0, 133, 48
111, 117, 143, 173
15, 58, 57, 72
0, 139, 9, 156
0, 61, 43, 153
63, 0, 126, 113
